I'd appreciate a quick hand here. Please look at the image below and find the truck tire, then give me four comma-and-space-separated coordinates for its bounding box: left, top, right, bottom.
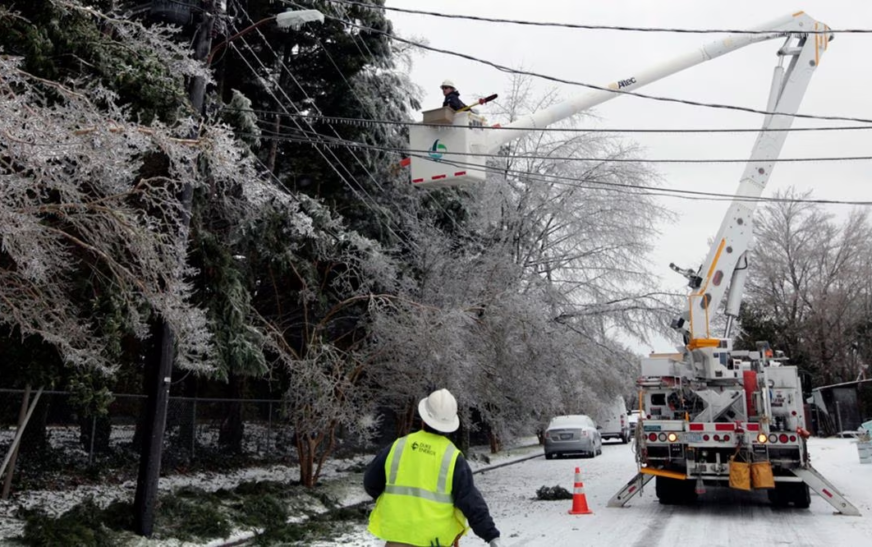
791, 483, 811, 509
769, 482, 809, 508
656, 476, 696, 505
655, 476, 675, 504
768, 485, 789, 507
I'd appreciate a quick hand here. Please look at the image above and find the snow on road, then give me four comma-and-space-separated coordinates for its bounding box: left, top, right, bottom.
315, 437, 872, 546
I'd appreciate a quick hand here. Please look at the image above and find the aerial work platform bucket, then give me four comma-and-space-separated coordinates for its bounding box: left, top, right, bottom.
409, 110, 488, 189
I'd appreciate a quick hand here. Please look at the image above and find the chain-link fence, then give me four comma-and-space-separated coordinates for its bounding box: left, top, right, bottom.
0, 389, 295, 496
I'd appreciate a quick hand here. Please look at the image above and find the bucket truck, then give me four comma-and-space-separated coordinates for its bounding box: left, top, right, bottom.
408, 11, 860, 515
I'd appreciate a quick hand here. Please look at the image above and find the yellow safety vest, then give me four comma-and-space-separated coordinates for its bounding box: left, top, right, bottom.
368, 430, 468, 546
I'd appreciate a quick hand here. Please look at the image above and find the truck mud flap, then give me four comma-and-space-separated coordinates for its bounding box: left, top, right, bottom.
608, 472, 654, 507
792, 466, 861, 516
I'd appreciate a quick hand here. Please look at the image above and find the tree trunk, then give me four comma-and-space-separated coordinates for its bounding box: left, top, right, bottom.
396, 402, 416, 437
295, 423, 337, 488
18, 395, 48, 459
487, 429, 501, 455
456, 418, 470, 454
79, 415, 111, 455
219, 374, 245, 453
177, 375, 198, 456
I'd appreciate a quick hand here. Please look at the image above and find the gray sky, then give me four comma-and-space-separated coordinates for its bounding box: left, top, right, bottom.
385, 0, 872, 352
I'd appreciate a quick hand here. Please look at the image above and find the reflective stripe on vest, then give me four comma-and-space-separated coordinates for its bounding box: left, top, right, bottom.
384, 484, 453, 504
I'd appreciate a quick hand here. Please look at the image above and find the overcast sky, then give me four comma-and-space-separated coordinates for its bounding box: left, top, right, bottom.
384, 0, 872, 352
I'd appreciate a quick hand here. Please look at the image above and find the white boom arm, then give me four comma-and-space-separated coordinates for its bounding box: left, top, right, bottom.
487, 12, 825, 153
409, 12, 829, 189
671, 15, 831, 346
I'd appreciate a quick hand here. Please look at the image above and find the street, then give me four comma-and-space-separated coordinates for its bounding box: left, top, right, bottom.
316, 438, 872, 546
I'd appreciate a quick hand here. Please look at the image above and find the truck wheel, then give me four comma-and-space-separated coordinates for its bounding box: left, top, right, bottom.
791, 483, 811, 509
655, 476, 679, 504
768, 484, 789, 507
656, 476, 696, 505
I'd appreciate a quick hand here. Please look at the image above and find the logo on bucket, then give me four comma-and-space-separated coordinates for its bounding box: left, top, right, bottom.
429, 139, 448, 160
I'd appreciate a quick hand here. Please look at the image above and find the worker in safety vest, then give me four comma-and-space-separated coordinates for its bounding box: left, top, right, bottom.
365, 389, 502, 547
441, 80, 467, 111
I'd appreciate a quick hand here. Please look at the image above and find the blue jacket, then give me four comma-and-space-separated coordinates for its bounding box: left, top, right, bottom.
443, 90, 467, 111
364, 437, 500, 543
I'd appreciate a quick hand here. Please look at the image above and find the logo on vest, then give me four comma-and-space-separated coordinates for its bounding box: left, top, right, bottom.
411, 441, 437, 456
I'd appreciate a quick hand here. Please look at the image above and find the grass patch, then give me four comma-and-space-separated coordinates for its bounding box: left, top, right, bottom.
155, 492, 232, 542
253, 519, 351, 546
17, 477, 367, 546
232, 479, 290, 498
21, 498, 119, 547
236, 494, 289, 529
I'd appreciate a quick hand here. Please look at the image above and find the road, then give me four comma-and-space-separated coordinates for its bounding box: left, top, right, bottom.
317, 438, 872, 546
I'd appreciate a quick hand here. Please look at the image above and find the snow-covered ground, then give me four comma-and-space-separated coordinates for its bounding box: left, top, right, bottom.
4, 437, 868, 546
0, 454, 371, 545
311, 437, 872, 546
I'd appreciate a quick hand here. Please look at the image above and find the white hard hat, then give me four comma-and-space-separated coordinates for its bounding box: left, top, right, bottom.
418, 389, 460, 433
441, 79, 456, 89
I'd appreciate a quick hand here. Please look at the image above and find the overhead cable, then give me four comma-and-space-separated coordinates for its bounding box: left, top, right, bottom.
247, 127, 872, 164
320, 0, 871, 35
222, 106, 872, 135
307, 8, 872, 126
230, 3, 417, 248
240, 130, 872, 206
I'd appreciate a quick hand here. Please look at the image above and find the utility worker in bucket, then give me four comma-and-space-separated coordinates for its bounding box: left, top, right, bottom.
440, 80, 467, 111
365, 389, 502, 547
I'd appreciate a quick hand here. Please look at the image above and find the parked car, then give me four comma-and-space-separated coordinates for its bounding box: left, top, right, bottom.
598, 396, 630, 444
544, 415, 602, 459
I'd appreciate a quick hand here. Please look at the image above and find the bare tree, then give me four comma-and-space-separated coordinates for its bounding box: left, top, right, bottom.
367, 74, 672, 450
741, 188, 872, 384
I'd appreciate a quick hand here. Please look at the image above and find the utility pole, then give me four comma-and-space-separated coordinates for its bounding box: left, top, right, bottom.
133, 2, 215, 536
132, 2, 321, 536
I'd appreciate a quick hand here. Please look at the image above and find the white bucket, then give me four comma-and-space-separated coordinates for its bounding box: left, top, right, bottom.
858, 441, 872, 464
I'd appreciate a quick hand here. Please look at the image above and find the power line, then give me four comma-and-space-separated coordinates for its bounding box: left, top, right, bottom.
308, 8, 872, 126
246, 126, 872, 164
409, 153, 872, 207
228, 38, 411, 246
222, 106, 872, 135
320, 0, 870, 35
239, 129, 872, 206
310, 34, 467, 233
229, 3, 416, 248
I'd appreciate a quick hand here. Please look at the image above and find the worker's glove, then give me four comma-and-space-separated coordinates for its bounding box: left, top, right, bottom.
489, 539, 504, 547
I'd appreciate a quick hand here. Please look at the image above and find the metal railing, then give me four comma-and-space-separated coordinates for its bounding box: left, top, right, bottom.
0, 389, 294, 497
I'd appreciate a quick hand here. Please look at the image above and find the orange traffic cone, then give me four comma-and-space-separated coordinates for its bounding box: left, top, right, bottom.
568, 467, 593, 515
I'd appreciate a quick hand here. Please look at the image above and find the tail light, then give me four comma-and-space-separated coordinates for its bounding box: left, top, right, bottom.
789, 435, 797, 442
648, 433, 657, 442
779, 434, 789, 443
722, 435, 730, 442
